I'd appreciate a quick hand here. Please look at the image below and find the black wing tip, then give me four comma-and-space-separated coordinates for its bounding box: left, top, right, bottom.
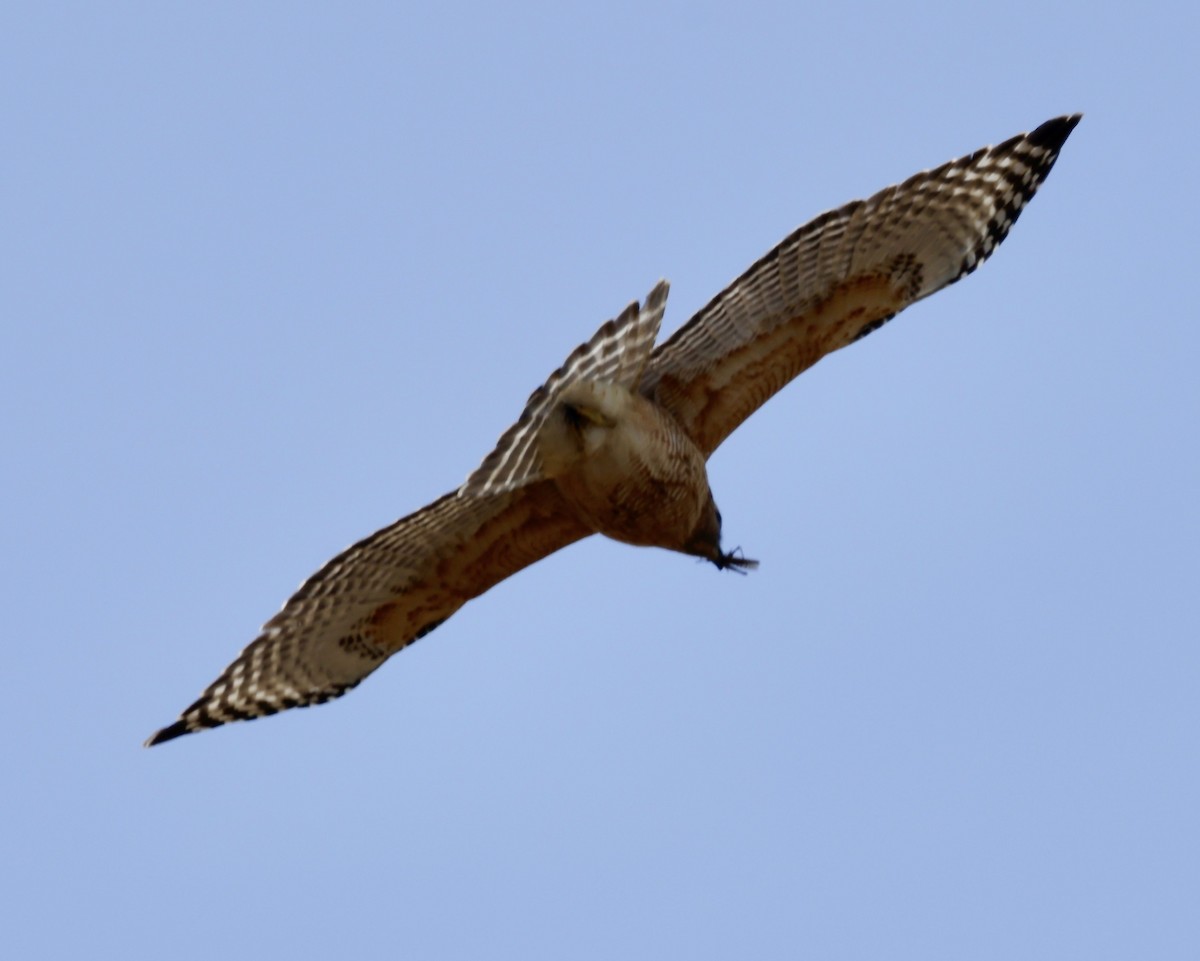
144, 719, 193, 748
1027, 113, 1083, 153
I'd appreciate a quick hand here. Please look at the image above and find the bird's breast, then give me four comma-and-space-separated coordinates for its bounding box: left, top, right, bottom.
537, 382, 710, 551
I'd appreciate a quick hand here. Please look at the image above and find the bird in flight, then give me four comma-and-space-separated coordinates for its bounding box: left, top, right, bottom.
147, 114, 1080, 746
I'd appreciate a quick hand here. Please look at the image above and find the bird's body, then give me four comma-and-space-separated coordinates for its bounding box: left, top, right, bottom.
147, 114, 1080, 746
539, 379, 720, 560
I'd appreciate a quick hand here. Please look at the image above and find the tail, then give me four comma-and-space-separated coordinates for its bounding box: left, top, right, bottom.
460, 280, 669, 497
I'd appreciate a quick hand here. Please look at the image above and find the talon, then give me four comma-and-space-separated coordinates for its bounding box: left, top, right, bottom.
715, 547, 759, 573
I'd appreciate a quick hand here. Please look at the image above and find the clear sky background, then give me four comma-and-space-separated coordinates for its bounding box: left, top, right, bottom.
4, 3, 1197, 958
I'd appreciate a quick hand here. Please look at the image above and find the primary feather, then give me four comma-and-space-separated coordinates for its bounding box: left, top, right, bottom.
147, 115, 1079, 746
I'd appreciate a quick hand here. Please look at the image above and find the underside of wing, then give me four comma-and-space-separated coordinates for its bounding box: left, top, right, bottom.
461, 280, 670, 497
641, 114, 1081, 455
145, 482, 590, 745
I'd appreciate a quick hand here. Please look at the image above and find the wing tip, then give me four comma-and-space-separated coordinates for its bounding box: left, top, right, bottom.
1027, 113, 1082, 153
143, 720, 192, 748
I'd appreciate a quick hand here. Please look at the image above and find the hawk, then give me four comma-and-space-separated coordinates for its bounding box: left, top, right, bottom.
146, 114, 1080, 746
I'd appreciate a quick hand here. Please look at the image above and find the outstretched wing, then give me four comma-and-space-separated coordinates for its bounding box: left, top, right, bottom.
145, 482, 590, 745
462, 280, 670, 497
640, 114, 1080, 455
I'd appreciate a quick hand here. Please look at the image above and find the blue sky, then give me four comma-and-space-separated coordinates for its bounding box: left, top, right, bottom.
4, 3, 1197, 958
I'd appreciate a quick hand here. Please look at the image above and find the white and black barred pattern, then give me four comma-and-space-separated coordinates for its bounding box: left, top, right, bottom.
461, 280, 669, 497
642, 114, 1081, 454
145, 484, 591, 745
146, 116, 1079, 746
